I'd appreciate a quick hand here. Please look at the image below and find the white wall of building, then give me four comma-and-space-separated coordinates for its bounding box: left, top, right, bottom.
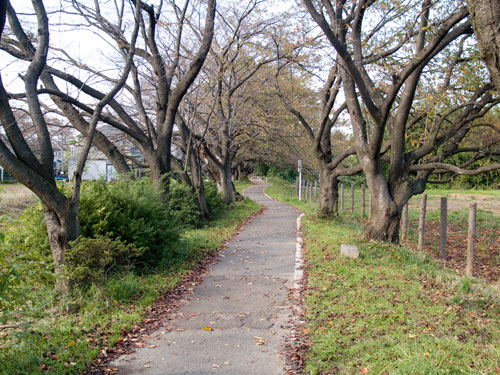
68, 160, 117, 181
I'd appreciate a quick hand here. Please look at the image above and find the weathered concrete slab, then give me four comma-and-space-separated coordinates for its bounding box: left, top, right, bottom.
340, 244, 359, 259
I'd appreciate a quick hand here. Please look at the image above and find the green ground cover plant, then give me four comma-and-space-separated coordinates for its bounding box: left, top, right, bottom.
233, 179, 254, 194
0, 179, 260, 374
423, 189, 500, 198
266, 178, 500, 375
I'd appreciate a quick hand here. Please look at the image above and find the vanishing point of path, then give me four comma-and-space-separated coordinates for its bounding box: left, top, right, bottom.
111, 183, 300, 374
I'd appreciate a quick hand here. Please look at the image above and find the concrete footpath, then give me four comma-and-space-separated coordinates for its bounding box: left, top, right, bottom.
111, 183, 300, 374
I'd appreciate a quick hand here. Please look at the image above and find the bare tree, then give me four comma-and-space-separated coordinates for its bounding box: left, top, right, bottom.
2, 8, 132, 176
0, 0, 140, 293
183, 0, 278, 204
302, 0, 500, 242
2, 0, 216, 191
274, 46, 361, 216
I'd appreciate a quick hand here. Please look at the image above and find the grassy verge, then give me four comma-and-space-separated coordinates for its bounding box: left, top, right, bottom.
422, 188, 500, 198
0, 199, 260, 375
266, 178, 500, 375
233, 179, 255, 194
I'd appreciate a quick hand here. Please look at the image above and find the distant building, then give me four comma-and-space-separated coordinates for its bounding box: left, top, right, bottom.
0, 166, 16, 181
67, 158, 117, 182
53, 148, 65, 176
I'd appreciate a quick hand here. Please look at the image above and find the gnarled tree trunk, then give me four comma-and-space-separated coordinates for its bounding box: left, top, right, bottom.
318, 167, 339, 218
189, 153, 210, 220
363, 167, 416, 243
468, 0, 500, 90
42, 203, 80, 294
364, 195, 401, 243
220, 160, 234, 205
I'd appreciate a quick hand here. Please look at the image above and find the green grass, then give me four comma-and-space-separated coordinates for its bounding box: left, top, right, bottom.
0, 199, 260, 375
264, 178, 319, 215
406, 206, 500, 229
233, 179, 254, 194
266, 178, 500, 375
422, 188, 500, 197
425, 208, 500, 228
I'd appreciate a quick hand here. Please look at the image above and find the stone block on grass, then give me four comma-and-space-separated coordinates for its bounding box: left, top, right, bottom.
340, 244, 359, 259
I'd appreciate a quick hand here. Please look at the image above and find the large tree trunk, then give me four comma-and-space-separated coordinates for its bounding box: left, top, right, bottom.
364, 196, 401, 243
468, 0, 500, 90
220, 161, 234, 205
189, 152, 210, 220
140, 146, 167, 190
363, 167, 411, 243
319, 167, 339, 218
42, 202, 80, 294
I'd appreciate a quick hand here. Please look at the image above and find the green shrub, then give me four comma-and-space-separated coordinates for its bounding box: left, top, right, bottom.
6, 204, 51, 260
254, 162, 270, 176
204, 181, 225, 216
3, 178, 219, 292
66, 236, 145, 286
106, 273, 146, 303
1, 209, 54, 322
267, 165, 298, 182
166, 182, 201, 228
78, 178, 179, 266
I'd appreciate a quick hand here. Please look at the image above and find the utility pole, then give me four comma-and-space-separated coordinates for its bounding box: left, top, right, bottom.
298, 160, 303, 200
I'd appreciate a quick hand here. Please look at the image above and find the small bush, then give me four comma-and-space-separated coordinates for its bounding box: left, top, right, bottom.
66, 236, 145, 286
267, 165, 298, 182
3, 178, 222, 292
6, 204, 51, 260
166, 182, 201, 228
254, 163, 270, 176
78, 178, 180, 266
106, 273, 145, 302
204, 181, 225, 216
1, 209, 54, 322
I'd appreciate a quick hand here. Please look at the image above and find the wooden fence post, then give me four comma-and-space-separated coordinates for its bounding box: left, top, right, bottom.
368, 194, 372, 221
466, 203, 477, 277
401, 203, 408, 242
341, 184, 345, 211
439, 197, 447, 261
314, 180, 318, 201
361, 184, 366, 217
351, 184, 355, 213
417, 194, 427, 251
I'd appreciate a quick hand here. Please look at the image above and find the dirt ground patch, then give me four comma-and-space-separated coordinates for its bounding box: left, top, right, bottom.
0, 184, 38, 217
413, 222, 500, 283
409, 193, 500, 216
404, 191, 499, 283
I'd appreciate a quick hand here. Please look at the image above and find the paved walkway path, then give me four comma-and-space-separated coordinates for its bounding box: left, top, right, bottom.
111, 184, 299, 374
